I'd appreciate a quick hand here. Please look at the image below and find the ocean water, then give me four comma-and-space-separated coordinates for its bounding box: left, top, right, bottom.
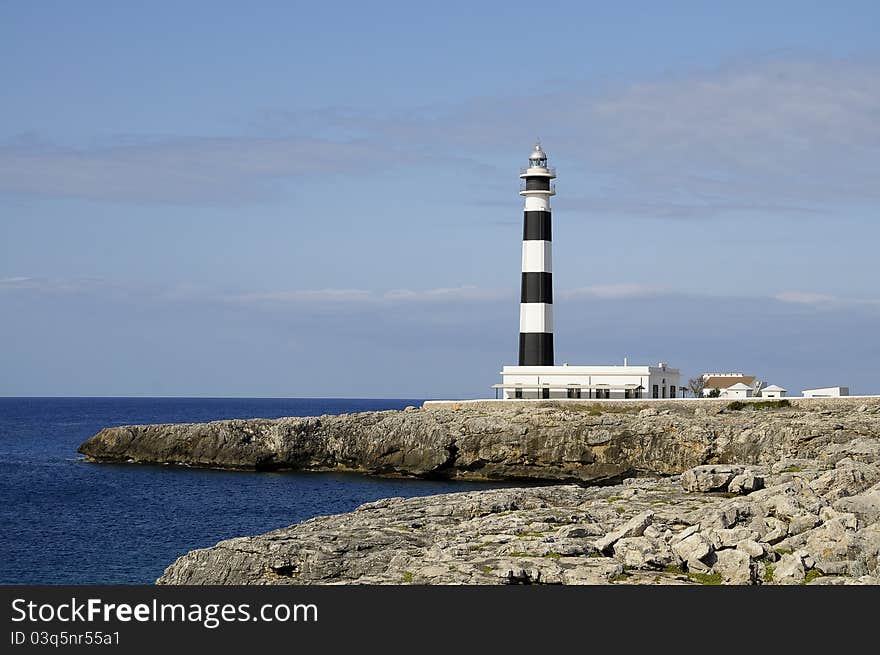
0, 397, 513, 585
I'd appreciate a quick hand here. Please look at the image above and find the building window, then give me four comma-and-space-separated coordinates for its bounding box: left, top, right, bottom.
662, 386, 667, 398
652, 384, 659, 399
514, 388, 522, 399
567, 387, 581, 399
541, 387, 550, 399
670, 385, 676, 398
624, 388, 632, 399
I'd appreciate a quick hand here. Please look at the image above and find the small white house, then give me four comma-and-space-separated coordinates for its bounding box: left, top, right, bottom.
724, 382, 754, 399
702, 373, 758, 397
802, 386, 849, 398
760, 384, 787, 398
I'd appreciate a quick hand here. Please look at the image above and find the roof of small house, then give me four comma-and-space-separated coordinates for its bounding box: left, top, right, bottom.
727, 382, 753, 390
704, 375, 755, 389
762, 384, 787, 392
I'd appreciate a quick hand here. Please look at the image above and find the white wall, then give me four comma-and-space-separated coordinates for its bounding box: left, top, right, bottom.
500, 365, 681, 400
802, 387, 849, 397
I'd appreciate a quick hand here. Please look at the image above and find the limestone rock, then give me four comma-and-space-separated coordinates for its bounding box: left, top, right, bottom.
594, 510, 654, 553
773, 553, 806, 585
712, 548, 754, 585
681, 465, 745, 493
729, 470, 765, 495
672, 533, 714, 572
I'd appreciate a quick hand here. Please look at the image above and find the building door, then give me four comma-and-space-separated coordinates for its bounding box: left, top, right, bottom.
652, 384, 659, 399
541, 387, 550, 399
670, 385, 676, 398
514, 388, 522, 399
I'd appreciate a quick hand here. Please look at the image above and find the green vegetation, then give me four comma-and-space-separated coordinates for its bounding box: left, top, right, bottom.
726, 399, 791, 411
615, 507, 626, 514
781, 466, 803, 473
482, 566, 493, 575
543, 552, 562, 559
687, 571, 723, 585
609, 573, 629, 583
775, 548, 793, 556
663, 564, 684, 574
803, 569, 824, 584
508, 552, 532, 557
764, 564, 775, 583
402, 571, 414, 583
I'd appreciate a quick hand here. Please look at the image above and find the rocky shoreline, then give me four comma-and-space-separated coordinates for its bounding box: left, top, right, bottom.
78, 397, 880, 585
158, 457, 880, 585
79, 397, 880, 484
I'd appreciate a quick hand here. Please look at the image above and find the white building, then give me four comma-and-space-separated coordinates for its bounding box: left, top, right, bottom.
724, 382, 754, 399
494, 363, 681, 400
702, 373, 758, 397
802, 386, 849, 398
760, 384, 787, 398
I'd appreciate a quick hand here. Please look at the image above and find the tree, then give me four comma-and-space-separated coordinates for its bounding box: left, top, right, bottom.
753, 380, 765, 396
687, 376, 706, 398
707, 388, 721, 398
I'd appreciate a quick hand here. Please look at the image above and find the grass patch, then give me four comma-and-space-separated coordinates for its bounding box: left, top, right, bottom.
588, 552, 606, 558
775, 548, 793, 556
508, 552, 532, 557
687, 571, 723, 585
609, 573, 629, 583
764, 564, 775, 583
803, 569, 824, 584
607, 496, 621, 502
402, 571, 414, 583
615, 507, 626, 514
544, 552, 562, 559
482, 566, 493, 575
781, 466, 803, 473
518, 531, 545, 537
726, 399, 791, 411
663, 564, 684, 574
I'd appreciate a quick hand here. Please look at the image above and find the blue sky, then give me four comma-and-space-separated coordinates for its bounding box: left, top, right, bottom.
2, 1, 879, 397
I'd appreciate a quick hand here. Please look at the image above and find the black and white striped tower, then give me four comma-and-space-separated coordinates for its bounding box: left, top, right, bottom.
518, 141, 556, 366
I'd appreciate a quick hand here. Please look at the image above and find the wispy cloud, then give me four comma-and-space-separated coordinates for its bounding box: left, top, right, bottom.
225, 285, 513, 306
3, 57, 877, 215
560, 284, 669, 300
0, 136, 403, 204
775, 290, 880, 307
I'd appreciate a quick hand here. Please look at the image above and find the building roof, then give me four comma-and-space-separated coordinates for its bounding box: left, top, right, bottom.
727, 382, 753, 391
762, 384, 787, 392
704, 375, 755, 389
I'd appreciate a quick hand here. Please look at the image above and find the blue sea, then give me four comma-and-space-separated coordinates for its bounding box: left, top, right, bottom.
0, 397, 513, 585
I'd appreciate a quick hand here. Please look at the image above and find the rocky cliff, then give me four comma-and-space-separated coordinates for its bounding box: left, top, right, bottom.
79, 397, 880, 484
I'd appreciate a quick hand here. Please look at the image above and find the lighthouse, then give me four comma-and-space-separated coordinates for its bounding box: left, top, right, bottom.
518, 141, 556, 366
493, 144, 682, 400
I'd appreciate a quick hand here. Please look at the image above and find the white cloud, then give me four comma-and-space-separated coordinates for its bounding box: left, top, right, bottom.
775, 291, 880, 307
560, 284, 669, 300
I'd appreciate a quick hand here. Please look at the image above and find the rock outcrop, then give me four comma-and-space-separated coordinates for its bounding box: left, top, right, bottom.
79, 397, 880, 484
158, 454, 880, 585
